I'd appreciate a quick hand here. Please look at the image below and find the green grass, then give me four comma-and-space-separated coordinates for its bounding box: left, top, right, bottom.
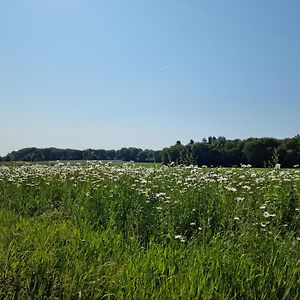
0, 160, 161, 168
0, 163, 299, 299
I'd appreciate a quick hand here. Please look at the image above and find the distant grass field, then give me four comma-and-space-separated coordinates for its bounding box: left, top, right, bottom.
0, 163, 299, 299
0, 160, 160, 168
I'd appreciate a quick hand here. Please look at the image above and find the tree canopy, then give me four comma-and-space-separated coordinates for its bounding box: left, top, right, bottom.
162, 136, 300, 168
1, 135, 299, 168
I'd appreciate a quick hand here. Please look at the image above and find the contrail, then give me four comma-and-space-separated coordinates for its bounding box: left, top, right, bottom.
159, 63, 174, 72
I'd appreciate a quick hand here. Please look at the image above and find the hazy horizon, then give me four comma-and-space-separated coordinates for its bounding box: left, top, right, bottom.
1, 1, 299, 156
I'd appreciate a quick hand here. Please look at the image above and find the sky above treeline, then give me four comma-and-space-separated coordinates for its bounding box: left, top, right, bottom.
0, 0, 299, 156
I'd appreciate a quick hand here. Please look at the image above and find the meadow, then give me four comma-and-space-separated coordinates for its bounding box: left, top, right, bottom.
0, 162, 299, 299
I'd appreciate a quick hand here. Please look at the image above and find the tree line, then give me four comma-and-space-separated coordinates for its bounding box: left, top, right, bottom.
1, 135, 299, 167
0, 147, 162, 163
162, 135, 300, 168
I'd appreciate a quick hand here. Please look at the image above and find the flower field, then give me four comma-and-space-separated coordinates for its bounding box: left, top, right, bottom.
0, 162, 300, 299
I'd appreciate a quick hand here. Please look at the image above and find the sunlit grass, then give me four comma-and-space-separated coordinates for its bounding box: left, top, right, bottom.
0, 163, 299, 298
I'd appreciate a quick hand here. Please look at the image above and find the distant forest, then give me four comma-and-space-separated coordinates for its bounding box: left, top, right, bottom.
1, 135, 300, 168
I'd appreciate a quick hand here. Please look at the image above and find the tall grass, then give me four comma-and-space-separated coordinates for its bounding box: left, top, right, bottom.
0, 163, 299, 299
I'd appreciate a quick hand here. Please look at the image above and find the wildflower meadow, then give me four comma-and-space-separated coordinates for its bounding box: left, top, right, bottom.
0, 162, 299, 299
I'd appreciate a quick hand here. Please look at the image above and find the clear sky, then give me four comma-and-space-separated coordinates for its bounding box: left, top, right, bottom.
0, 0, 299, 155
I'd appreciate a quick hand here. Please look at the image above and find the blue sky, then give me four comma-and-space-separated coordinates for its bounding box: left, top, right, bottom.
0, 0, 299, 155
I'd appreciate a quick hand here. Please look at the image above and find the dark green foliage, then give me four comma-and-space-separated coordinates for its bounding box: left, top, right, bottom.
242, 138, 280, 167
163, 135, 300, 167
3, 147, 162, 164
2, 135, 300, 167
